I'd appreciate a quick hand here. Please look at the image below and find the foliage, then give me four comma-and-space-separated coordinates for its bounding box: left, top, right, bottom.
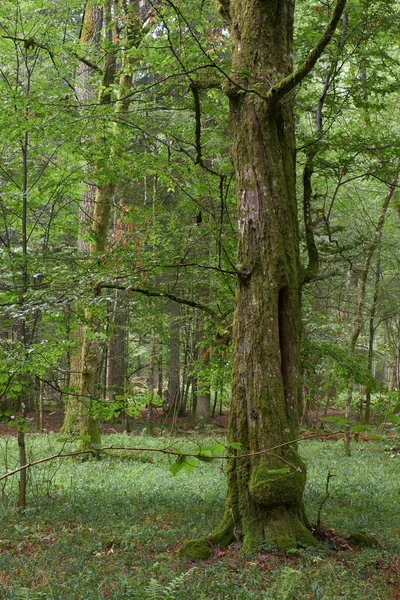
0, 0, 400, 590
0, 0, 399, 430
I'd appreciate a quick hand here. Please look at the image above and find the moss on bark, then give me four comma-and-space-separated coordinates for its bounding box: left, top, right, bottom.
181, 0, 328, 557
79, 413, 101, 449
209, 514, 236, 547
249, 450, 307, 506
59, 399, 79, 435
177, 538, 212, 560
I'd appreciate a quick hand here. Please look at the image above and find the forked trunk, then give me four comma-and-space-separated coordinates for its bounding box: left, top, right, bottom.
179, 0, 315, 557
216, 0, 313, 552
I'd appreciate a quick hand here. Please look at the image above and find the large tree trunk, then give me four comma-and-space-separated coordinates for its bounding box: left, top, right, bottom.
219, 0, 312, 551
78, 0, 144, 446
78, 0, 116, 447
178, 0, 350, 558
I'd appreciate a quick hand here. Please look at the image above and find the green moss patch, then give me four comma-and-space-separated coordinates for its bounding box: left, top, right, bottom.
249, 449, 307, 507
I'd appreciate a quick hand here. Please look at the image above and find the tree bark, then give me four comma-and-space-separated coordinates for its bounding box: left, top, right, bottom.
107, 289, 127, 404
78, 0, 145, 446
195, 320, 211, 421
60, 2, 102, 435
167, 299, 182, 416
218, 0, 311, 550
180, 0, 329, 558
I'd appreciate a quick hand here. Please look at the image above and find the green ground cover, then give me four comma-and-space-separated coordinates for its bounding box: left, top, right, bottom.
0, 433, 399, 599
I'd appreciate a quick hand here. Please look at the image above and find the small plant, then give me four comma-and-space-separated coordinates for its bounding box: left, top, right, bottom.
144, 568, 196, 600
264, 567, 303, 600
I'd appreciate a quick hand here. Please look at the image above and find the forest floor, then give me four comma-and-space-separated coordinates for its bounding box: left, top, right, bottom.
0, 408, 230, 437
0, 427, 399, 599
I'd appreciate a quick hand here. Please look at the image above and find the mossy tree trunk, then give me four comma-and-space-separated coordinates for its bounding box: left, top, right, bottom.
78, 0, 116, 447
60, 1, 102, 436
78, 0, 145, 447
220, 0, 310, 553
180, 0, 347, 557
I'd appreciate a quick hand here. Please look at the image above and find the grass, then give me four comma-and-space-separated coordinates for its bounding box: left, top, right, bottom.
0, 432, 399, 599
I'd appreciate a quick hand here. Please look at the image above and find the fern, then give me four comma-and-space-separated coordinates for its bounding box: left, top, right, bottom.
144, 568, 196, 600
145, 578, 165, 600
264, 567, 303, 600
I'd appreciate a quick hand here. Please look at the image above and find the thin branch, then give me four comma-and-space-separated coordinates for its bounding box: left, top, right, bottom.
316, 471, 336, 530
0, 431, 347, 483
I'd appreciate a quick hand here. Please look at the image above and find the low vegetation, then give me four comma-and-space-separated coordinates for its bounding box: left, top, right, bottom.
0, 431, 399, 599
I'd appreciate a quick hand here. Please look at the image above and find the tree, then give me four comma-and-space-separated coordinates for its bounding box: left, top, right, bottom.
179, 0, 347, 556
76, 0, 148, 447
0, 0, 86, 505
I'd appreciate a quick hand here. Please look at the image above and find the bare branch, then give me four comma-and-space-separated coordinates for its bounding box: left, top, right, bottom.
99, 282, 224, 321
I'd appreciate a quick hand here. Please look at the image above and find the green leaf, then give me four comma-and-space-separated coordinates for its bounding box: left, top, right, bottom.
229, 442, 242, 451
199, 449, 212, 457
387, 415, 400, 424
78, 434, 92, 442
182, 458, 198, 473
197, 452, 213, 463
350, 424, 371, 433
211, 443, 225, 457
169, 461, 184, 476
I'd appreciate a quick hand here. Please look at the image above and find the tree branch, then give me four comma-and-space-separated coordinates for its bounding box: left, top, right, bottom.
267, 0, 348, 104
0, 431, 345, 483
99, 283, 223, 321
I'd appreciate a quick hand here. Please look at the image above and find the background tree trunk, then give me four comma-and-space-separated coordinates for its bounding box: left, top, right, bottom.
167, 299, 181, 417
195, 320, 211, 421
107, 289, 127, 405
60, 2, 102, 435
